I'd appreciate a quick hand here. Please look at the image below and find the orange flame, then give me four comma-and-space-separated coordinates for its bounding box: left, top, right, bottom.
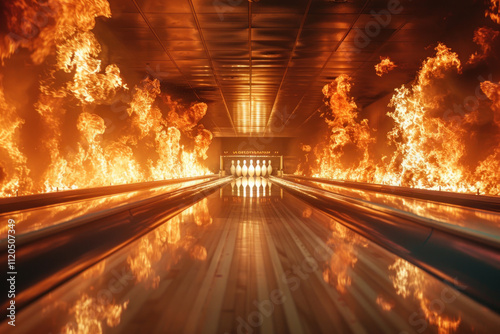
375, 57, 397, 77
300, 42, 500, 195
0, 0, 212, 197
306, 75, 375, 182
485, 0, 500, 24
468, 27, 499, 64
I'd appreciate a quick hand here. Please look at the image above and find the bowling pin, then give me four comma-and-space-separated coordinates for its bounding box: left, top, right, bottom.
261, 160, 267, 177
230, 160, 236, 176
255, 160, 261, 177
267, 160, 273, 176
249, 159, 255, 177
242, 160, 248, 177
236, 160, 242, 177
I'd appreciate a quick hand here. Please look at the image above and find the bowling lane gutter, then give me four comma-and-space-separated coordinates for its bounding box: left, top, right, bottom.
271, 176, 500, 314
0, 175, 218, 214
285, 175, 500, 212
0, 176, 232, 314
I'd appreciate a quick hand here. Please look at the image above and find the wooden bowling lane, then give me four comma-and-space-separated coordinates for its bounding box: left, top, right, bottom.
5, 182, 500, 334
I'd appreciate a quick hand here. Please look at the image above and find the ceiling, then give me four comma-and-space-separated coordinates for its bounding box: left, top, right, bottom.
97, 0, 486, 137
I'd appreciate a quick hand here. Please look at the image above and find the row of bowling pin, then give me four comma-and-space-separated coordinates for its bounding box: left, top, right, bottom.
230, 160, 272, 177
231, 176, 272, 197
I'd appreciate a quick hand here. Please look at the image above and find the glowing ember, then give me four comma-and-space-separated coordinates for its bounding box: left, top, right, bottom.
375, 57, 397, 77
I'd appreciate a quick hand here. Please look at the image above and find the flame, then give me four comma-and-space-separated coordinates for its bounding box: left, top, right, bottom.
300, 43, 500, 195
306, 75, 375, 182
485, 0, 500, 24
375, 57, 397, 77
1, 0, 111, 65
0, 83, 33, 196
468, 27, 499, 64
62, 294, 128, 334
384, 43, 467, 191
389, 259, 462, 334
0, 0, 212, 197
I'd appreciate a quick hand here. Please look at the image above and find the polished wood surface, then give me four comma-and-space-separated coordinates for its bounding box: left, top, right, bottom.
3, 181, 500, 334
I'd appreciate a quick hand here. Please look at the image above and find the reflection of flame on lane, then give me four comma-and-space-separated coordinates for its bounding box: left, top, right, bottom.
389, 259, 462, 334
375, 295, 395, 311
194, 198, 213, 226
322, 220, 367, 293
60, 197, 211, 332
62, 294, 128, 334
0, 0, 211, 197
126, 198, 211, 288
375, 57, 397, 77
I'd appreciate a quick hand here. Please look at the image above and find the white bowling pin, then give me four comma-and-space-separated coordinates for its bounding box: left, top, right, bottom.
267, 160, 273, 176
236, 160, 242, 177
255, 160, 261, 177
230, 160, 236, 176
261, 160, 267, 177
249, 159, 255, 177
242, 160, 248, 177
236, 177, 242, 197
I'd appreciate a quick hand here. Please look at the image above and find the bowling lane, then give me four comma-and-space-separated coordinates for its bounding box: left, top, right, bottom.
285, 176, 500, 238
3, 179, 499, 334
0, 178, 211, 238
